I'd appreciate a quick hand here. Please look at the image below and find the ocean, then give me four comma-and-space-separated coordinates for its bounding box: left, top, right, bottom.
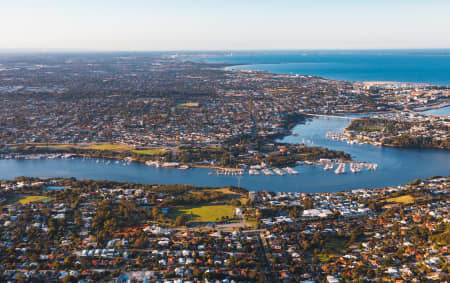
201, 50, 450, 86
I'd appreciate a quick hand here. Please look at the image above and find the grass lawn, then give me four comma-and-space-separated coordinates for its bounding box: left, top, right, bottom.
87, 144, 132, 151
36, 144, 72, 149
215, 187, 249, 204
386, 195, 415, 204
18, 195, 53, 204
244, 217, 259, 228
206, 187, 241, 197
178, 102, 199, 107
170, 204, 235, 223
318, 253, 335, 262
214, 187, 238, 194
317, 238, 346, 263
188, 187, 247, 204
132, 149, 167, 155
358, 126, 383, 132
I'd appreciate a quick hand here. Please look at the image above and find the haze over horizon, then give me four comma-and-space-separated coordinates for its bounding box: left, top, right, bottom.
1, 0, 450, 51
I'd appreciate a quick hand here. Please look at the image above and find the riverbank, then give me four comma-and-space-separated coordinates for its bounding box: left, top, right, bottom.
342, 112, 449, 150
0, 142, 351, 173
3, 104, 448, 173
412, 102, 450, 112
0, 111, 354, 171
2, 113, 449, 192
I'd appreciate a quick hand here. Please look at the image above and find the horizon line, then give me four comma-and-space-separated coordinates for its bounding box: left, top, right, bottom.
1, 47, 450, 54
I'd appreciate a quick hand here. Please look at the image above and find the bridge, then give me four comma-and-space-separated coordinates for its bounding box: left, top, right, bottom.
303, 113, 358, 120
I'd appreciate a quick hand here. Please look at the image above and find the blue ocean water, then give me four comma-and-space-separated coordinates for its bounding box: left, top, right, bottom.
202, 50, 450, 86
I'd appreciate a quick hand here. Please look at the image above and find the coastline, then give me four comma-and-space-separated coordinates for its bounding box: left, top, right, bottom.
225, 63, 450, 88
196, 53, 450, 115
219, 59, 450, 87
222, 61, 450, 115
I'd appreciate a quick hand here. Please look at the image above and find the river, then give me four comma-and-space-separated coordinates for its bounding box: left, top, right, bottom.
1, 108, 448, 193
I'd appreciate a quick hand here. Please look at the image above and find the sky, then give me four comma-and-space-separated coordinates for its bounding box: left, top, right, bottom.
1, 0, 449, 51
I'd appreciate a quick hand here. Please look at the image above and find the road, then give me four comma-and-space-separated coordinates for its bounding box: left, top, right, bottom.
215, 214, 249, 230
257, 232, 276, 283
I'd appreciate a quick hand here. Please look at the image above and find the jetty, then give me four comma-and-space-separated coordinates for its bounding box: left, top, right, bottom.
323, 163, 334, 171
350, 162, 364, 173
366, 163, 378, 171
334, 163, 346, 174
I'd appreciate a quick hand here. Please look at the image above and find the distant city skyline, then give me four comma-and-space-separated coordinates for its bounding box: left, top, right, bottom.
1, 0, 450, 51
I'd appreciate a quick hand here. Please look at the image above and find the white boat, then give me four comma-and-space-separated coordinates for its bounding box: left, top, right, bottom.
145, 160, 161, 167
249, 169, 260, 175
350, 163, 363, 173
366, 163, 378, 171
283, 167, 299, 175
162, 162, 180, 168
323, 163, 334, 171
262, 169, 274, 176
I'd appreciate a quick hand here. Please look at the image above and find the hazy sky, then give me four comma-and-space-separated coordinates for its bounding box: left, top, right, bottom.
1, 0, 449, 51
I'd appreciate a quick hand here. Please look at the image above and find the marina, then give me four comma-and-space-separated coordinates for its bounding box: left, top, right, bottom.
209, 169, 244, 176
326, 131, 381, 146
334, 163, 346, 174
262, 169, 274, 176
0, 153, 340, 177
323, 163, 334, 171
350, 163, 364, 173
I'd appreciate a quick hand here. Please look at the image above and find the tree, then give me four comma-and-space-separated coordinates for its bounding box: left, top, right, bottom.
134, 236, 149, 249
175, 214, 187, 226
303, 199, 313, 210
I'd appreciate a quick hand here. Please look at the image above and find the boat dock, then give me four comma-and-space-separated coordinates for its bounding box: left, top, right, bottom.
334, 163, 346, 174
